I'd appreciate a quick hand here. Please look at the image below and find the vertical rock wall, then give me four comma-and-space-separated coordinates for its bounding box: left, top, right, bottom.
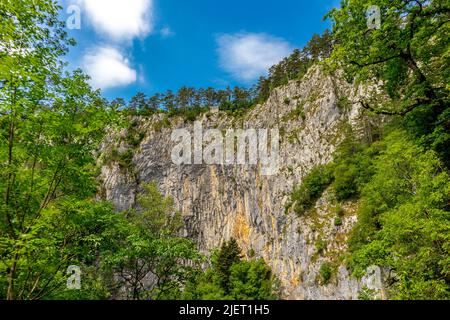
99, 67, 382, 299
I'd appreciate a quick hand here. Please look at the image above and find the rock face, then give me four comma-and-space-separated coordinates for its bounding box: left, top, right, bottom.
99, 67, 382, 299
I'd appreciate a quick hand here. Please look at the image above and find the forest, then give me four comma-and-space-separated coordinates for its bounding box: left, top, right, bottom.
111, 30, 333, 119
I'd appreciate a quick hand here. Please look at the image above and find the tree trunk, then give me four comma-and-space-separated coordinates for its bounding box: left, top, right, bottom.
7, 253, 18, 300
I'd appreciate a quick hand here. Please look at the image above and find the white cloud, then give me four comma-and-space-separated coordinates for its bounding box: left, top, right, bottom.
216, 33, 293, 82
77, 0, 153, 41
83, 46, 137, 89
160, 26, 175, 38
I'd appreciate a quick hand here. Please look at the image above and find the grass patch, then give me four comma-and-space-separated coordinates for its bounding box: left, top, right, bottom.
282, 101, 306, 122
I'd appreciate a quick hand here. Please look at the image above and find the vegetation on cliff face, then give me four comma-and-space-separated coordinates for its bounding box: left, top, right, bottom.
291, 127, 449, 299
1, 0, 449, 300
329, 0, 449, 300
348, 130, 450, 300
290, 0, 449, 299
291, 165, 334, 215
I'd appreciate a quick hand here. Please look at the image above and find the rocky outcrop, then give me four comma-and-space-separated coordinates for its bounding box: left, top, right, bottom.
99, 67, 383, 299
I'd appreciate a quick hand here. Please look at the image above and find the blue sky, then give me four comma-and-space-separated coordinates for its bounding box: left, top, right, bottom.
61, 0, 339, 101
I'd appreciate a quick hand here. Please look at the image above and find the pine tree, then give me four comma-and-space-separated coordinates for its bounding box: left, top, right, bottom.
215, 239, 242, 293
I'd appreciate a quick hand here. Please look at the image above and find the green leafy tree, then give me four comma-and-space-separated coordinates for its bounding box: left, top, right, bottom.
103, 183, 202, 300
229, 259, 278, 300
326, 0, 449, 115
349, 131, 450, 299
331, 135, 380, 201
182, 268, 228, 300
326, 0, 450, 166
183, 240, 279, 300
0, 0, 120, 300
9, 200, 127, 300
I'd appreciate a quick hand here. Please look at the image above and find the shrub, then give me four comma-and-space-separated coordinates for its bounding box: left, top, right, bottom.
337, 96, 351, 110
334, 217, 343, 227
358, 286, 378, 300
282, 102, 306, 121
127, 131, 145, 149
154, 116, 171, 131
315, 239, 327, 255
291, 164, 333, 215
118, 149, 134, 170
318, 262, 334, 285
330, 137, 379, 201
332, 162, 359, 200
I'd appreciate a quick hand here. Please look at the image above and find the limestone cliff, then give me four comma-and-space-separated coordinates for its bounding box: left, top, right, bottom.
98, 67, 384, 300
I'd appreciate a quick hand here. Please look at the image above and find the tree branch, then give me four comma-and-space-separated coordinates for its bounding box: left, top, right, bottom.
350, 54, 403, 68
357, 98, 431, 116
